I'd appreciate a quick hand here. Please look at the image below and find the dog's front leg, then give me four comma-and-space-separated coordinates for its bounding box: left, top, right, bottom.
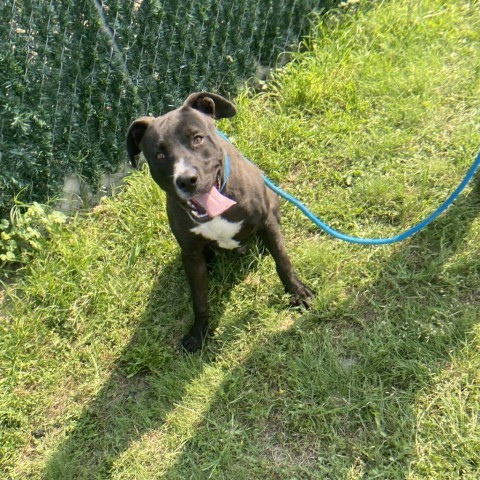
260, 216, 314, 308
181, 250, 210, 352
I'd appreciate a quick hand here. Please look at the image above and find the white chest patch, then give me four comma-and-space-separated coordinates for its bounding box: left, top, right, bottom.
190, 217, 243, 249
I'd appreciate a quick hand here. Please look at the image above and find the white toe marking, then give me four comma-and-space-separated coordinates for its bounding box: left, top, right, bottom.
191, 217, 243, 249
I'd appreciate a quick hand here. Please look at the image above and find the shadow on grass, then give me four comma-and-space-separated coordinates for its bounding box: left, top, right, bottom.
43, 181, 480, 478
42, 245, 266, 479
161, 181, 480, 478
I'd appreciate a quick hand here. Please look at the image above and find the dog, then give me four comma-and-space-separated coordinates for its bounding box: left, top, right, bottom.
126, 92, 313, 352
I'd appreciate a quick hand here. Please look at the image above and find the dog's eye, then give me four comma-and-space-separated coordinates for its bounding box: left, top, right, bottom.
193, 135, 204, 146
156, 152, 165, 161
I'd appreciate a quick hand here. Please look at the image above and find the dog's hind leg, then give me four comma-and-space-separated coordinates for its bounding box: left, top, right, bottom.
203, 245, 217, 272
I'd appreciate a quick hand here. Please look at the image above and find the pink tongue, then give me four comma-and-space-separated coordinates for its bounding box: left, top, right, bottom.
194, 187, 236, 217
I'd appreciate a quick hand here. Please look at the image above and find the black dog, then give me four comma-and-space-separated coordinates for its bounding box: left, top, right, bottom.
126, 92, 313, 352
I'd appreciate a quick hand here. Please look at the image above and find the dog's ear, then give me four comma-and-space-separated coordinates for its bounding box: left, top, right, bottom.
183, 92, 236, 119
126, 116, 154, 168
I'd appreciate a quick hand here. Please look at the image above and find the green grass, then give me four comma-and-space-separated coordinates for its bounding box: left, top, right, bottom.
2, 0, 480, 478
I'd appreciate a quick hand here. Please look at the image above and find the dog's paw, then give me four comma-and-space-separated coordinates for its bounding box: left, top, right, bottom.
181, 326, 208, 353
289, 284, 314, 309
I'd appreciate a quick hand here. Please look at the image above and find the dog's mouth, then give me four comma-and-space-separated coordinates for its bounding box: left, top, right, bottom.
185, 170, 236, 220
186, 198, 209, 219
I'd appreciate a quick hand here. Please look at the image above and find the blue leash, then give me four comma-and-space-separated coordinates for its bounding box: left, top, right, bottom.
217, 130, 480, 245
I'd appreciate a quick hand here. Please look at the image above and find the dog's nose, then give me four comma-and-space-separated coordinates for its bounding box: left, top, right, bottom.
176, 170, 198, 192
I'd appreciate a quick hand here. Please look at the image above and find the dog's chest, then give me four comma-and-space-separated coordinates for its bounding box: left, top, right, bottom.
190, 217, 243, 249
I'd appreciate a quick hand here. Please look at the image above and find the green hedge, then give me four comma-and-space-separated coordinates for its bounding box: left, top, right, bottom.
0, 0, 336, 217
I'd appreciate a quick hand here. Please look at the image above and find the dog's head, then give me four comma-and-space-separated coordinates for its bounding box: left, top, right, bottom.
126, 92, 236, 219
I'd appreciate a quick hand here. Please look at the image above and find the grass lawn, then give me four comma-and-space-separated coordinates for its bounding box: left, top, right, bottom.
2, 0, 480, 478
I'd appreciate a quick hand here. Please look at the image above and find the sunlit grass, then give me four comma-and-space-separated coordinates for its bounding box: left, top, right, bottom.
2, 0, 480, 478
